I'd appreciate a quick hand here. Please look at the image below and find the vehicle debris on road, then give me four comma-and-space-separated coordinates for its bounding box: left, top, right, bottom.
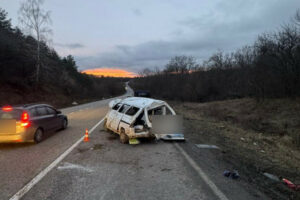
223, 170, 240, 179
155, 133, 185, 141
263, 172, 280, 182
196, 144, 220, 149
129, 138, 140, 145
282, 178, 300, 191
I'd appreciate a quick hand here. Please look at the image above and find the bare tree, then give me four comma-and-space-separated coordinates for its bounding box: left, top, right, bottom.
165, 55, 196, 73
139, 68, 153, 77
295, 9, 300, 26
18, 0, 52, 83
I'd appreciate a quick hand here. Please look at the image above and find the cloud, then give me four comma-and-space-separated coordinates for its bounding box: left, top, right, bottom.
76, 39, 221, 72
75, 0, 299, 73
54, 43, 85, 49
132, 8, 142, 16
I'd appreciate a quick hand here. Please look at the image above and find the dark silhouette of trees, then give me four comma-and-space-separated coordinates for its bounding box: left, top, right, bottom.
164, 55, 196, 73
0, 8, 125, 106
131, 11, 300, 102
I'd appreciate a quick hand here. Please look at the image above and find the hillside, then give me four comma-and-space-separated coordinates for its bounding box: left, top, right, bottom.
172, 98, 300, 199
0, 8, 125, 108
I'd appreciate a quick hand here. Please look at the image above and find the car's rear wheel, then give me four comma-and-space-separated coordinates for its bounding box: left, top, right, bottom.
120, 128, 129, 144
34, 128, 44, 143
62, 118, 68, 129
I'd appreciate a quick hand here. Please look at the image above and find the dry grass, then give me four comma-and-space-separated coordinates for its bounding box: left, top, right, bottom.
176, 98, 300, 147
170, 98, 300, 199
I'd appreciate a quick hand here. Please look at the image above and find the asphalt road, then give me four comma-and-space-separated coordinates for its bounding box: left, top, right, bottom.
0, 86, 131, 200
0, 85, 267, 200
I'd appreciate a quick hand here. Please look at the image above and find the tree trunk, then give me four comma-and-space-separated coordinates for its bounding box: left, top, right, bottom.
36, 38, 40, 83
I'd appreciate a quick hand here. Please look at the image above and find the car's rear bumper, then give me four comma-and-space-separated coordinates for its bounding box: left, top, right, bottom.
0, 134, 26, 143
0, 129, 34, 143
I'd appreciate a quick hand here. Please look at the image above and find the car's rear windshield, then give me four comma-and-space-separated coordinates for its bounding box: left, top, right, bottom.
0, 109, 22, 120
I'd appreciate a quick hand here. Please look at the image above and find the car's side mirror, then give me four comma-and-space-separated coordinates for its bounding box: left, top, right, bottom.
56, 110, 62, 114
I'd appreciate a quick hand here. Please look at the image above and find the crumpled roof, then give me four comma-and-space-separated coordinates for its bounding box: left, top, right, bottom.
121, 97, 165, 108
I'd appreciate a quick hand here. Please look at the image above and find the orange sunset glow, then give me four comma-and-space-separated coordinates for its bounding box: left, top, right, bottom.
82, 68, 137, 78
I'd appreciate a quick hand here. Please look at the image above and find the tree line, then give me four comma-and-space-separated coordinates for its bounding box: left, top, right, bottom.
131, 11, 300, 102
0, 8, 125, 106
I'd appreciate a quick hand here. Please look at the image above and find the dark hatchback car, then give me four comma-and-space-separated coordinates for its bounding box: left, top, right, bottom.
0, 104, 68, 143
134, 90, 151, 98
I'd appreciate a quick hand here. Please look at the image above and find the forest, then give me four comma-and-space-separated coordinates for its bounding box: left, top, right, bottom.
0, 8, 125, 107
131, 11, 300, 102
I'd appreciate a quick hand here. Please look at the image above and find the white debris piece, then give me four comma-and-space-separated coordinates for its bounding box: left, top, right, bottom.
72, 101, 78, 105
263, 172, 280, 182
57, 162, 93, 173
196, 144, 220, 150
158, 133, 185, 141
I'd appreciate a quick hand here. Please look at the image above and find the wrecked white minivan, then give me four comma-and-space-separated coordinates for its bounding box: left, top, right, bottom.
104, 97, 177, 143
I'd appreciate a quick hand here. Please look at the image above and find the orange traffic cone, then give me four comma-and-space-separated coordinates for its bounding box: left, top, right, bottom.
84, 129, 89, 142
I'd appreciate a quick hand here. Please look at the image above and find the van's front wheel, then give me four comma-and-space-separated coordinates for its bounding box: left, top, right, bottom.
120, 129, 129, 144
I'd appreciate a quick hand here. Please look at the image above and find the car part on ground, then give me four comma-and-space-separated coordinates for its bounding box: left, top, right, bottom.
223, 170, 240, 179
129, 138, 140, 145
282, 178, 300, 191
196, 144, 220, 149
155, 133, 185, 141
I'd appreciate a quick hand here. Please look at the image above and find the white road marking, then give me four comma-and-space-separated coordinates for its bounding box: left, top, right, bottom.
57, 162, 94, 173
9, 118, 105, 200
174, 143, 229, 200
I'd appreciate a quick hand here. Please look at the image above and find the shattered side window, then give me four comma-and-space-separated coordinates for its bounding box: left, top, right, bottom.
154, 107, 163, 115
148, 107, 163, 122
134, 111, 145, 125
112, 103, 121, 110
165, 106, 173, 115
118, 104, 130, 113
125, 107, 139, 116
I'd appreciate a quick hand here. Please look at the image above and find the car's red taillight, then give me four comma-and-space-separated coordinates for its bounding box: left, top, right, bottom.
21, 111, 30, 127
2, 105, 13, 112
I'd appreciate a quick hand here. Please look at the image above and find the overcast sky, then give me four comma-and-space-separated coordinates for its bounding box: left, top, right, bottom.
1, 0, 299, 73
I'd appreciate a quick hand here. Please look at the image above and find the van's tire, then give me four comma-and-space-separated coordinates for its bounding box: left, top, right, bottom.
62, 118, 68, 130
120, 129, 129, 144
34, 128, 44, 143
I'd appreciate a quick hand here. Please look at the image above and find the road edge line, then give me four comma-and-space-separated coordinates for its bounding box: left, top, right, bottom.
174, 143, 229, 200
9, 118, 105, 200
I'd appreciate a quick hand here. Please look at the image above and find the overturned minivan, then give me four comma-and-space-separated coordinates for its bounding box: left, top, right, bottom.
104, 97, 176, 143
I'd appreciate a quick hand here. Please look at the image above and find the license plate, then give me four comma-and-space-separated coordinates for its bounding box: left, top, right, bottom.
0, 119, 16, 134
